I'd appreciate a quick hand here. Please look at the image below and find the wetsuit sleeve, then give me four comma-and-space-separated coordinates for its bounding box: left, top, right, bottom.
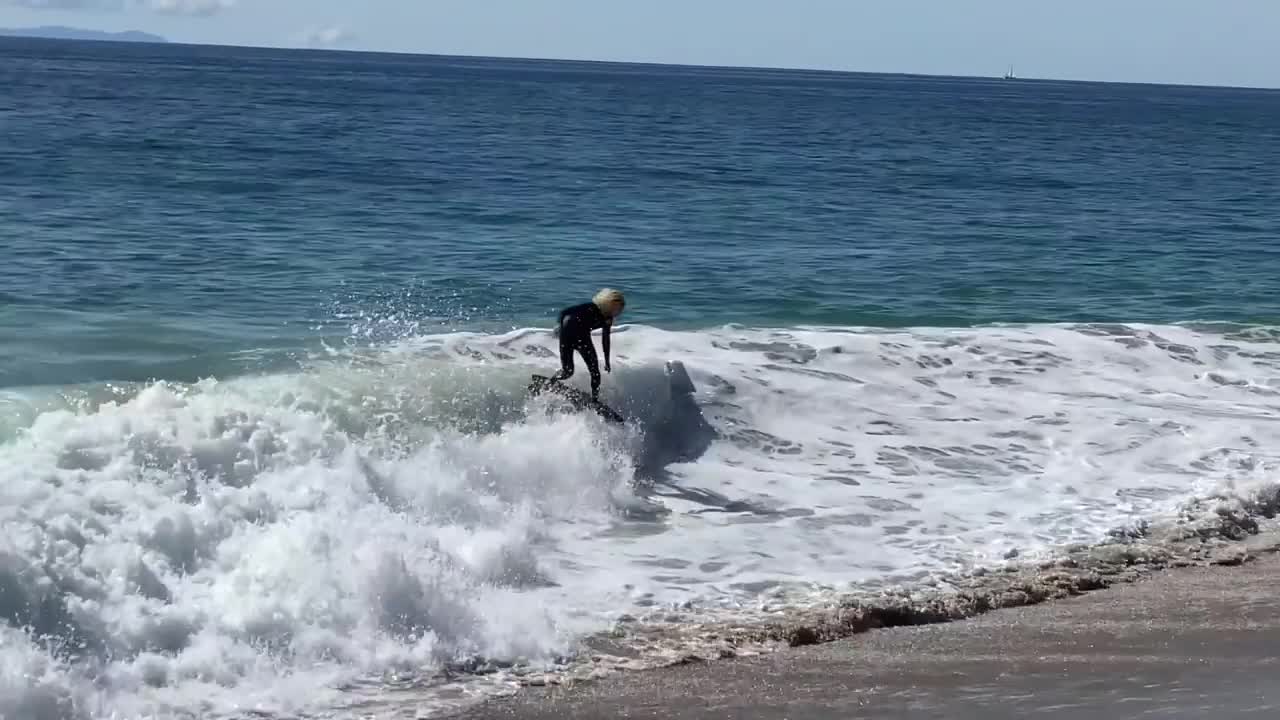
602, 320, 611, 370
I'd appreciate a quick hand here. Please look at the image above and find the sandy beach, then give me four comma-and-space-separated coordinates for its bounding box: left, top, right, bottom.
452, 525, 1280, 719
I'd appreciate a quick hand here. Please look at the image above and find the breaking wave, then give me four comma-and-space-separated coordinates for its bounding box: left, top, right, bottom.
3, 322, 1279, 718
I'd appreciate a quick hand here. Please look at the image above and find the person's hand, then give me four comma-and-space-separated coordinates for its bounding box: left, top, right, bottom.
605, 362, 611, 373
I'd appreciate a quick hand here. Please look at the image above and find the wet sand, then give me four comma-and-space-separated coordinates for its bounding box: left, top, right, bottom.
452, 529, 1280, 719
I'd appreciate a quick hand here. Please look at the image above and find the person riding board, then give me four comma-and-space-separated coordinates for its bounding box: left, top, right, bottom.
548, 288, 625, 402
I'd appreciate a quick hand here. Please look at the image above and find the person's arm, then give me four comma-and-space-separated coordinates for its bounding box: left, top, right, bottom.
602, 320, 612, 372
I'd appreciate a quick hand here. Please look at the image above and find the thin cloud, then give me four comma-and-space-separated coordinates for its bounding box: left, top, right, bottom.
2, 0, 121, 9
299, 25, 355, 49
1, 0, 235, 15
145, 0, 233, 16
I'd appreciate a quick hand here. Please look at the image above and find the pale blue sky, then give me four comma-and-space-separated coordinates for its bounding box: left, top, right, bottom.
2, 0, 1278, 88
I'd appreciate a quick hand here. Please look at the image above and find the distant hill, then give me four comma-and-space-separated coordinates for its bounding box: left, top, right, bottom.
0, 26, 167, 43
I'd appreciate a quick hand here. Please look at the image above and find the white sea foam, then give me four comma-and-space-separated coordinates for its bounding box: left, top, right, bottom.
2, 322, 1279, 718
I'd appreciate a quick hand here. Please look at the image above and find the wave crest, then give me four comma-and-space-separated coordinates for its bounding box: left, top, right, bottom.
3, 321, 1280, 717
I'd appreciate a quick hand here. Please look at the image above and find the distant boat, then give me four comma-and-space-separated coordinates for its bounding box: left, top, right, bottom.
1003, 64, 1017, 80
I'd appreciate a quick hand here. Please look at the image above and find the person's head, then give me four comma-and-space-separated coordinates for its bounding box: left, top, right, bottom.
593, 288, 626, 318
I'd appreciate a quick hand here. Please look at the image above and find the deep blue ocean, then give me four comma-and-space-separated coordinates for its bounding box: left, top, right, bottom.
4, 37, 1280, 720
3, 37, 1279, 388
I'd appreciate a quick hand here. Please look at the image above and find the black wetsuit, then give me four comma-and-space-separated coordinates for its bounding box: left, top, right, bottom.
550, 301, 611, 398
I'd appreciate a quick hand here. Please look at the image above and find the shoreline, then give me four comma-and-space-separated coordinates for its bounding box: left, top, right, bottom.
446, 488, 1280, 718
453, 540, 1280, 719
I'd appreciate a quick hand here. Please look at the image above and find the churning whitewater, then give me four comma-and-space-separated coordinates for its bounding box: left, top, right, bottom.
3, 322, 1280, 718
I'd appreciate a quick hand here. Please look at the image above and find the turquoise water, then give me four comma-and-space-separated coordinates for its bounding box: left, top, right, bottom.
4, 38, 1280, 720
3, 38, 1280, 387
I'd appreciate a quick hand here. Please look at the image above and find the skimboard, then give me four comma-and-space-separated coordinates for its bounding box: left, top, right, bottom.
528, 374, 625, 424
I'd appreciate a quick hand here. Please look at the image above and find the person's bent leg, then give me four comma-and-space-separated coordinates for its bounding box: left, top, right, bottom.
549, 330, 576, 382
578, 339, 601, 399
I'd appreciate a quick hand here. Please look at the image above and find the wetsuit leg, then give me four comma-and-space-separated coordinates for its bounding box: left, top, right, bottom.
576, 336, 601, 399
550, 327, 577, 382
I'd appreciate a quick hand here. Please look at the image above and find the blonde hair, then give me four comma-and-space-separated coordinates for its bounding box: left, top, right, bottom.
593, 287, 626, 316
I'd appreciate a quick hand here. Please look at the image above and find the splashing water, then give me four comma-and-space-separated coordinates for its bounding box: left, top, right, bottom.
3, 322, 1280, 718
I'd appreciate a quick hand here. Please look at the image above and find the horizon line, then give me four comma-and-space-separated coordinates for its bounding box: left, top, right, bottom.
3, 30, 1279, 92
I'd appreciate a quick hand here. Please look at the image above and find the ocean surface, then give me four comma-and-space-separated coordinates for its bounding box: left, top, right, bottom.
3, 37, 1280, 719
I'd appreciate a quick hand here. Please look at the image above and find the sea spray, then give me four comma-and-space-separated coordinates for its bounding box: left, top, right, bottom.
2, 322, 1279, 717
